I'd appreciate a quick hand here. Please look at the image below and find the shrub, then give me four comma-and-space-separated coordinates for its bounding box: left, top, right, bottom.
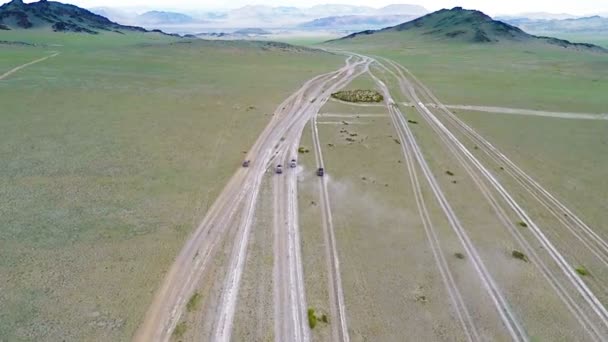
308, 308, 317, 329
518, 221, 528, 228
173, 322, 187, 338
186, 292, 201, 312
512, 250, 528, 262
575, 266, 589, 276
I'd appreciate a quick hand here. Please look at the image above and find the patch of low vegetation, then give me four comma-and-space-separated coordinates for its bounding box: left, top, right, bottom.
512, 250, 529, 262
575, 266, 589, 276
298, 146, 310, 153
454, 252, 465, 259
320, 313, 329, 323
331, 89, 383, 103
408, 119, 418, 124
186, 292, 202, 313
173, 322, 187, 339
446, 170, 455, 176
307, 308, 329, 329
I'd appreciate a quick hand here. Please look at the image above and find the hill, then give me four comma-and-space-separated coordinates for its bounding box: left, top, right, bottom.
136, 11, 195, 25
233, 27, 271, 35
339, 7, 606, 52
0, 0, 149, 34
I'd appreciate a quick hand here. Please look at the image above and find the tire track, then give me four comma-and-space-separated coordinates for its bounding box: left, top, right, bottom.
367, 69, 480, 342
366, 57, 527, 341
382, 57, 608, 338
311, 115, 350, 342
135, 57, 364, 342
0, 52, 59, 80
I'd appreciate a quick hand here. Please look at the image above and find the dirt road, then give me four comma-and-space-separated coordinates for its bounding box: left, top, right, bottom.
270, 57, 370, 342
134, 55, 369, 342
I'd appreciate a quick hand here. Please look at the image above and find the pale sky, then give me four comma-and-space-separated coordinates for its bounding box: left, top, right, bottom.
18, 0, 608, 16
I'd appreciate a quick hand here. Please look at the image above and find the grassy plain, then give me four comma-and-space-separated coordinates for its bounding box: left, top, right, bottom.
327, 30, 608, 247
0, 31, 342, 341
326, 31, 608, 113
455, 110, 608, 247
322, 32, 608, 338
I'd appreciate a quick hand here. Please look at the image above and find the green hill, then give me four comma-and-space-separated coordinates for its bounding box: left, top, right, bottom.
339, 7, 606, 52
0, 0, 151, 34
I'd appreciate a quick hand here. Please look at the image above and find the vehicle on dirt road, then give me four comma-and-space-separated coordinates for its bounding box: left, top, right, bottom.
242, 160, 250, 167
290, 159, 297, 168
317, 167, 324, 177
276, 164, 283, 174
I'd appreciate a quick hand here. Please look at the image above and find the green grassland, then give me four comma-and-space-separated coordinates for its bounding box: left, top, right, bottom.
326, 29, 608, 227
322, 26, 608, 338
0, 31, 342, 341
326, 31, 608, 114
531, 33, 608, 49
455, 110, 608, 236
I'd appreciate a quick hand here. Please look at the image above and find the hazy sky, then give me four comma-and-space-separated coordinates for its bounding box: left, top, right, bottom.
19, 0, 608, 15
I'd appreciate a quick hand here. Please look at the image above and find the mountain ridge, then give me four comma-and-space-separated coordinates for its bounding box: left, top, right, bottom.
0, 0, 167, 34
339, 7, 606, 52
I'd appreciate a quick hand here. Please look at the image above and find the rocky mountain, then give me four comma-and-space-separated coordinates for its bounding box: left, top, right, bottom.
340, 7, 606, 52
0, 0, 148, 34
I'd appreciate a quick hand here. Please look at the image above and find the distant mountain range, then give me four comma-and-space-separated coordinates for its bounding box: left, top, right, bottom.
136, 11, 196, 25
0, 0, 149, 34
298, 14, 418, 30
86, 3, 429, 29
498, 12, 578, 21
501, 16, 608, 35
340, 7, 606, 52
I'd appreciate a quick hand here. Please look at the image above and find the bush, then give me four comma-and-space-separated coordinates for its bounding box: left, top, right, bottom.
575, 266, 589, 276
308, 308, 317, 329
321, 314, 329, 323
518, 221, 528, 228
186, 292, 201, 312
512, 250, 528, 262
173, 322, 187, 338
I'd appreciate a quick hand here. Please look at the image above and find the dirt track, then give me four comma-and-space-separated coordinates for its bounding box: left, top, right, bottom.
369, 54, 608, 340
134, 56, 369, 342
134, 49, 608, 341
0, 52, 59, 80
